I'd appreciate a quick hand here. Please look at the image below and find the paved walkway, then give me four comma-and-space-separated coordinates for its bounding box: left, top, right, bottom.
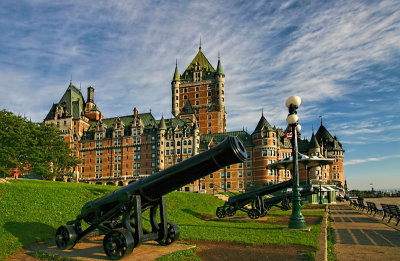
331, 203, 400, 260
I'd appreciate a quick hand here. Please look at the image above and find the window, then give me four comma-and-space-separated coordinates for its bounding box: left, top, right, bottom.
247, 172, 252, 177
221, 172, 225, 178
209, 183, 214, 188
221, 182, 225, 189
201, 183, 205, 189
239, 181, 243, 188
209, 173, 213, 178
238, 171, 243, 178
227, 172, 231, 178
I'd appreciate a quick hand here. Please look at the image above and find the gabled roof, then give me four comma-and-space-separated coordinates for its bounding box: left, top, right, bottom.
252, 114, 273, 134
180, 99, 195, 115
44, 82, 85, 121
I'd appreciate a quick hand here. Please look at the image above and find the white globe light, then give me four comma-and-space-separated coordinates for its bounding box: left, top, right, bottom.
296, 124, 302, 132
286, 114, 298, 124
285, 96, 302, 108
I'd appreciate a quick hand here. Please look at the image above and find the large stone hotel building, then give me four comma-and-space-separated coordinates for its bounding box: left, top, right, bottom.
44, 47, 345, 193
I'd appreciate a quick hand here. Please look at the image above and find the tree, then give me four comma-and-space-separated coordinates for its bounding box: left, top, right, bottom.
0, 109, 78, 179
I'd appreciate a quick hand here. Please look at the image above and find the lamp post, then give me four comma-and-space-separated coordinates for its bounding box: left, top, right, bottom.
319, 174, 323, 204
285, 95, 307, 230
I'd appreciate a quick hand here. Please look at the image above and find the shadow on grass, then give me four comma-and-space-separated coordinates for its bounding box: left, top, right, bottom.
3, 221, 54, 246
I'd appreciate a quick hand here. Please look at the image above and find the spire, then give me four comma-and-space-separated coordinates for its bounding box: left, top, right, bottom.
309, 131, 320, 149
172, 60, 180, 82
216, 55, 224, 76
159, 115, 167, 130
199, 37, 202, 50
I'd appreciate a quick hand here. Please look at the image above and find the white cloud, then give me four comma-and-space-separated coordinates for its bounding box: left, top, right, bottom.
344, 154, 400, 166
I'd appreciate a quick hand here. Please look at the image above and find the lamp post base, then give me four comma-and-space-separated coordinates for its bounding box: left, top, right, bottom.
288, 196, 307, 230
288, 216, 307, 230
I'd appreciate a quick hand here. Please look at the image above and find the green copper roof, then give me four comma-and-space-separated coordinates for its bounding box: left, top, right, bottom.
44, 82, 85, 121
200, 131, 253, 150
216, 58, 224, 75
159, 116, 167, 130
172, 62, 180, 82
180, 100, 195, 115
183, 47, 216, 76
252, 114, 274, 134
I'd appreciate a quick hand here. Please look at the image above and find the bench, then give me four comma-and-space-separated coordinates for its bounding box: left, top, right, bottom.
350, 199, 358, 208
356, 198, 368, 211
366, 201, 383, 216
387, 204, 400, 226
381, 203, 391, 221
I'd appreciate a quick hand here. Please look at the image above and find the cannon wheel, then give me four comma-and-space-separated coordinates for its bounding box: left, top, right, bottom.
103, 228, 134, 260
216, 207, 227, 218
55, 225, 77, 250
227, 205, 236, 217
158, 222, 180, 246
248, 209, 261, 219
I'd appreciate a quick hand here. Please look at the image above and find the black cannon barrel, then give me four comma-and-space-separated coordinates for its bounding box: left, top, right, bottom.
81, 136, 247, 218
227, 179, 293, 203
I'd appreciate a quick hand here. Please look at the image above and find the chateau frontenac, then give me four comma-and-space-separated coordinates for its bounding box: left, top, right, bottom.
44, 47, 345, 193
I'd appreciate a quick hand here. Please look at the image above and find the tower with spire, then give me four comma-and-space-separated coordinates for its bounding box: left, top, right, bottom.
171, 46, 226, 134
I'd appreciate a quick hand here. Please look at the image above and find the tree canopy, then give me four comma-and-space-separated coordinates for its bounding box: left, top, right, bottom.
0, 109, 78, 180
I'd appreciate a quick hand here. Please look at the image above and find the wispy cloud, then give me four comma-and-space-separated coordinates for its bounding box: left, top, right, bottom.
344, 154, 400, 166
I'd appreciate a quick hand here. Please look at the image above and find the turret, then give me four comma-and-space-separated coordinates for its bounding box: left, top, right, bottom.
171, 61, 180, 117
157, 116, 167, 170
216, 57, 225, 108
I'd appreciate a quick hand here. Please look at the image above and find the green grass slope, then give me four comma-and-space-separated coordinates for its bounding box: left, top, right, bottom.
0, 180, 323, 260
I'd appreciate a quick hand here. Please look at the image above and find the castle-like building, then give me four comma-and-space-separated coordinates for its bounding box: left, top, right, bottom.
44, 46, 344, 193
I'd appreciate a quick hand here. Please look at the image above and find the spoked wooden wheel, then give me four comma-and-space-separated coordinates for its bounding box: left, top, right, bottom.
55, 225, 77, 250
158, 222, 180, 246
248, 209, 261, 219
103, 228, 134, 260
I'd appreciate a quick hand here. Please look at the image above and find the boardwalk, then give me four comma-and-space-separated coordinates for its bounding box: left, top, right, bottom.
331, 204, 400, 260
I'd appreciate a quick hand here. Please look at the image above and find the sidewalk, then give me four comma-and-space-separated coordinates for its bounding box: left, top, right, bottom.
331, 203, 400, 260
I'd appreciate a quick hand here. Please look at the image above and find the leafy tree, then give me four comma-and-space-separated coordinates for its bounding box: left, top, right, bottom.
0, 109, 78, 179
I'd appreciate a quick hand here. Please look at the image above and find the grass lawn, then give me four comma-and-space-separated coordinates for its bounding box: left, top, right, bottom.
0, 180, 324, 260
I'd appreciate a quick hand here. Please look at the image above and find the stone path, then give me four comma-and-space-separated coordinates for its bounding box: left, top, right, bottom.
331, 204, 400, 260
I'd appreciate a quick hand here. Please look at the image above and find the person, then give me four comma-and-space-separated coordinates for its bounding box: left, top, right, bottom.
72, 169, 80, 183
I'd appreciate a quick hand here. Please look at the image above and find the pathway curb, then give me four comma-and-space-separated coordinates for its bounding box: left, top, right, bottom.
315, 205, 328, 261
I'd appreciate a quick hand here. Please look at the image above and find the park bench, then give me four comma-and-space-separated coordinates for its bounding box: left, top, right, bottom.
356, 198, 368, 211
381, 204, 392, 222
366, 201, 383, 216
387, 204, 400, 226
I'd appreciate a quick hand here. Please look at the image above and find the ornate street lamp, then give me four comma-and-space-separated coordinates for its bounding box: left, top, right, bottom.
285, 96, 307, 230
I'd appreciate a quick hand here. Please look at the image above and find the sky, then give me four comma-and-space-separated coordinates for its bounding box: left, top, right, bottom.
0, 0, 399, 190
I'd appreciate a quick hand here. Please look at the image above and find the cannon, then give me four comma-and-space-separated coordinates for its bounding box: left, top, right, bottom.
262, 188, 317, 212
55, 136, 247, 260
216, 179, 293, 219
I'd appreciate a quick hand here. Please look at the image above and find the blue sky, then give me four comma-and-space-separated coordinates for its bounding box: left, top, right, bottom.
0, 0, 399, 190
